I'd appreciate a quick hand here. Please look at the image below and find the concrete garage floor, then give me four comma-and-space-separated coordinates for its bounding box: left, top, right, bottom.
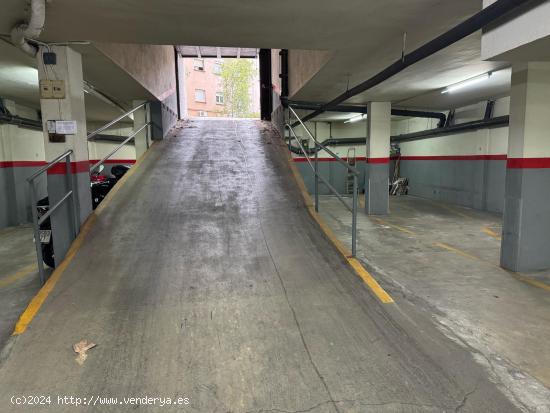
319, 194, 550, 409
0, 120, 532, 412
0, 224, 47, 345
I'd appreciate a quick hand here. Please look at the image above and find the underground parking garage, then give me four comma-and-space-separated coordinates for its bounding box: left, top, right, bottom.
1, 0, 550, 412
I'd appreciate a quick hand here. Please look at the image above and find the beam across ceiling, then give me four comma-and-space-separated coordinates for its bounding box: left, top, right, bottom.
176, 46, 258, 58
296, 0, 534, 124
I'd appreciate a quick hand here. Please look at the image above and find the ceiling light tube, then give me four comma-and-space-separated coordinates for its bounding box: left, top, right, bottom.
345, 114, 365, 123
441, 72, 491, 94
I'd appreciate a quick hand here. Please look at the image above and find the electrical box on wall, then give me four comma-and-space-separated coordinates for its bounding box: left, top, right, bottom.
42, 51, 57, 65
52, 80, 65, 99
39, 80, 53, 99
39, 80, 66, 99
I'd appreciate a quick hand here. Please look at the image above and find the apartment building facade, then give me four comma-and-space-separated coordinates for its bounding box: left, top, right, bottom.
183, 57, 260, 118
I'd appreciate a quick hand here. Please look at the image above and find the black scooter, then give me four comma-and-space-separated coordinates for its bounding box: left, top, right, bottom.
37, 164, 130, 268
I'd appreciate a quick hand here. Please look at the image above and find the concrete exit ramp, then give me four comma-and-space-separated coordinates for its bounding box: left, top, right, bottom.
0, 119, 519, 412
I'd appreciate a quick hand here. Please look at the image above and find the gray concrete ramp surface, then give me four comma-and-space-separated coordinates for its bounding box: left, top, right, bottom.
0, 119, 520, 412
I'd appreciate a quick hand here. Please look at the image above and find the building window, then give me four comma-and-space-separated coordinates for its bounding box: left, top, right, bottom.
193, 59, 204, 71
194, 89, 206, 103
215, 92, 224, 105
213, 62, 222, 75
198, 110, 208, 117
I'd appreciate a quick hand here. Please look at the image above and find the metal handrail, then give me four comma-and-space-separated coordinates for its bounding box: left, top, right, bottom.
87, 102, 147, 141
27, 103, 152, 285
90, 123, 149, 172
27, 149, 74, 182
288, 105, 359, 176
27, 149, 78, 285
88, 102, 151, 173
287, 126, 353, 212
286, 107, 358, 257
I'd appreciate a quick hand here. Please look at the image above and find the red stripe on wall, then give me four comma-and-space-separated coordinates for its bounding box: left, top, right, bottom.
506, 157, 550, 169
398, 155, 507, 161
292, 155, 508, 163
293, 156, 367, 163
0, 159, 136, 169
88, 159, 136, 165
366, 157, 390, 164
47, 160, 94, 175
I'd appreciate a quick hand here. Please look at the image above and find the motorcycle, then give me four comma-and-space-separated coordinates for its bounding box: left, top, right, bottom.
37, 164, 130, 268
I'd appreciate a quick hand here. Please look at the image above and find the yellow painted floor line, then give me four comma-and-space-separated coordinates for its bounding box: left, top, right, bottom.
481, 225, 502, 240
434, 242, 550, 293
349, 258, 394, 303
13, 214, 97, 335
287, 151, 394, 304
307, 205, 351, 258
12, 142, 158, 335
371, 217, 417, 236
433, 242, 486, 263
428, 200, 472, 219
0, 264, 37, 289
512, 273, 550, 293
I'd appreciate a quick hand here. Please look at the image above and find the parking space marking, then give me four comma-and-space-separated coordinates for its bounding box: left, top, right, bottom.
0, 264, 37, 289
434, 242, 550, 293
371, 217, 417, 236
482, 225, 502, 240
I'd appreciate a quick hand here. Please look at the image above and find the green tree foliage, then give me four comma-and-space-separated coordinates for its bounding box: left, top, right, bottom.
220, 59, 254, 118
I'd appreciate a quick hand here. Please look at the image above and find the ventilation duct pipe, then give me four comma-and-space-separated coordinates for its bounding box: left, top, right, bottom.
11, 0, 46, 57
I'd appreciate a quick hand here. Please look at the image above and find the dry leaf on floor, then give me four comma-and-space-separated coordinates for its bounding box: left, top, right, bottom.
73, 340, 97, 365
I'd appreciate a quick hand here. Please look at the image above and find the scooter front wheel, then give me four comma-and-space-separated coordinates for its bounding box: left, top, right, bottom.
42, 243, 56, 268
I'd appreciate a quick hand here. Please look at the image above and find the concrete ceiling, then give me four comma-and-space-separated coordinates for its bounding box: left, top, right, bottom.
0, 39, 39, 108
0, 39, 153, 123
1, 0, 513, 112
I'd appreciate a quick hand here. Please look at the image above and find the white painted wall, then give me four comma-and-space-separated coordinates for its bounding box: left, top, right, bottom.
86, 122, 136, 161
0, 100, 44, 162
288, 95, 512, 163
0, 124, 44, 162
88, 141, 136, 161
399, 128, 508, 157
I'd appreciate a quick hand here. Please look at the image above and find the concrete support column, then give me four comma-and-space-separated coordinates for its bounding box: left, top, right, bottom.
133, 100, 149, 158
501, 62, 550, 272
38, 46, 92, 266
365, 102, 391, 215
0, 100, 21, 225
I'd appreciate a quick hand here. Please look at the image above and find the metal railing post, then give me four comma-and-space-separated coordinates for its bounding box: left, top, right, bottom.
314, 140, 319, 212
352, 174, 358, 257
29, 182, 45, 285
145, 102, 150, 149
286, 106, 361, 258
66, 155, 79, 237
286, 108, 291, 150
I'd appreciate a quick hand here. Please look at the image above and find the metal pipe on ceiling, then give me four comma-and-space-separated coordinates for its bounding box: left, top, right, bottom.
283, 99, 446, 126
288, 116, 510, 155
0, 113, 42, 130
391, 115, 509, 143
294, 0, 534, 125
11, 0, 46, 57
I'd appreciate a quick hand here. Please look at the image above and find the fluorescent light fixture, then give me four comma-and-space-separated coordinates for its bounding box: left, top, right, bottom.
441, 72, 491, 94
345, 114, 365, 123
